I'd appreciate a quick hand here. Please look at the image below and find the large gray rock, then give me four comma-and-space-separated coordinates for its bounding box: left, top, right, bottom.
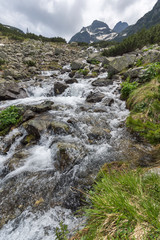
86, 91, 105, 103
92, 78, 113, 87
71, 59, 85, 70
106, 54, 136, 73
143, 50, 160, 64
54, 82, 69, 95
0, 79, 27, 100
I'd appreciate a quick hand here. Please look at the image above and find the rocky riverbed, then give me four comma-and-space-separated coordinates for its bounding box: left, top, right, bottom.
0, 39, 159, 239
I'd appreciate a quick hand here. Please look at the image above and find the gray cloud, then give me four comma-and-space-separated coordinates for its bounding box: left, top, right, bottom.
0, 0, 158, 41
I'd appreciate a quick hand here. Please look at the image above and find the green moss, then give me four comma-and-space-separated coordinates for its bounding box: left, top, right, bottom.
0, 105, 23, 135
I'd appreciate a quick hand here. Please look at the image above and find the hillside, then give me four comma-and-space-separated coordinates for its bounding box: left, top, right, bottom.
117, 0, 160, 41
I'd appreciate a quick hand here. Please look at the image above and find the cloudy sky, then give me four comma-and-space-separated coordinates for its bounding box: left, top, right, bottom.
0, 0, 158, 41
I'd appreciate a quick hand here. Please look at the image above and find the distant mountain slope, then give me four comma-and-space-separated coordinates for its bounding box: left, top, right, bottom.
3, 24, 24, 34
69, 20, 128, 43
117, 0, 160, 40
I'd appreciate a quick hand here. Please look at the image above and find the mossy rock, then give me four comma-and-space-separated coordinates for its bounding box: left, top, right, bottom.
49, 121, 70, 135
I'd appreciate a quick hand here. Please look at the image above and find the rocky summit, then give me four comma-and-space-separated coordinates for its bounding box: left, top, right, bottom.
69, 20, 128, 43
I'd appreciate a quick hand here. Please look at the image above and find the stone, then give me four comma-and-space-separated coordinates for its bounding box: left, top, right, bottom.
86, 91, 105, 103
106, 54, 136, 73
55, 48, 65, 55
143, 49, 160, 64
29, 101, 53, 113
65, 78, 78, 84
49, 121, 70, 135
54, 82, 69, 95
71, 59, 85, 70
0, 80, 27, 100
92, 78, 113, 87
88, 127, 111, 144
23, 113, 54, 140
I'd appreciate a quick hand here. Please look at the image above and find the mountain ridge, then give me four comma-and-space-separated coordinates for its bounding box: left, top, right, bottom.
69, 20, 128, 43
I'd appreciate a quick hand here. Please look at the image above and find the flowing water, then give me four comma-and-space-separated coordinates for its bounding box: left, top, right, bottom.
0, 63, 130, 239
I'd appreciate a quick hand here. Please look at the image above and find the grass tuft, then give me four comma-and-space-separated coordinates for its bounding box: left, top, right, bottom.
73, 168, 160, 240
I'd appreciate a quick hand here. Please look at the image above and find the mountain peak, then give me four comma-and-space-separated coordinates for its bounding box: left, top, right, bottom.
113, 21, 128, 33
91, 20, 109, 30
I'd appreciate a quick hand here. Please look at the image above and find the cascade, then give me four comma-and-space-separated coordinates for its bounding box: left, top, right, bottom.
0, 60, 131, 239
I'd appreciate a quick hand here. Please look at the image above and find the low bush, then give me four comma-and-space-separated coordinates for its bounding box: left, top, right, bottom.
0, 105, 23, 135
121, 79, 139, 100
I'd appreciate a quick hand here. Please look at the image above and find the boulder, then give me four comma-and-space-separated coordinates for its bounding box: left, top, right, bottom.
55, 48, 65, 55
54, 142, 78, 172
65, 78, 78, 84
88, 127, 111, 144
29, 101, 53, 113
86, 91, 105, 103
54, 82, 69, 95
71, 59, 85, 70
0, 79, 27, 100
143, 50, 160, 64
23, 113, 54, 140
49, 121, 70, 135
92, 78, 113, 87
106, 54, 136, 73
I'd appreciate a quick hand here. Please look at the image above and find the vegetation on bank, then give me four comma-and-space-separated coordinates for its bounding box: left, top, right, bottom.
0, 105, 23, 135
102, 24, 160, 57
71, 165, 160, 240
120, 62, 160, 144
0, 23, 66, 43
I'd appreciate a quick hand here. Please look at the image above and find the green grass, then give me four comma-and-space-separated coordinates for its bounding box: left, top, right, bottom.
0, 105, 23, 135
125, 77, 160, 144
121, 79, 139, 100
73, 168, 160, 240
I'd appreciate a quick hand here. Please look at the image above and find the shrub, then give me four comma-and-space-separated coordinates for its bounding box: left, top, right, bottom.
78, 69, 89, 76
121, 79, 139, 100
25, 60, 36, 67
0, 105, 22, 135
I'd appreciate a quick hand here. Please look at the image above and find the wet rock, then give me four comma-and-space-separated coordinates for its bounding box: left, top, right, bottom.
92, 78, 113, 87
0, 80, 27, 100
21, 134, 37, 146
103, 97, 115, 106
54, 142, 78, 172
71, 59, 85, 70
65, 78, 78, 84
88, 127, 111, 144
7, 150, 29, 171
69, 71, 76, 78
49, 121, 70, 135
22, 110, 35, 122
29, 101, 53, 113
54, 82, 69, 95
86, 91, 105, 103
23, 113, 54, 140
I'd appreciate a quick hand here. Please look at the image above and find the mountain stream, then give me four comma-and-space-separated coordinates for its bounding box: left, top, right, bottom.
0, 62, 131, 239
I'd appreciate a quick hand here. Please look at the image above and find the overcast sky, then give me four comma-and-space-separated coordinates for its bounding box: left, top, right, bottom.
0, 0, 158, 41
